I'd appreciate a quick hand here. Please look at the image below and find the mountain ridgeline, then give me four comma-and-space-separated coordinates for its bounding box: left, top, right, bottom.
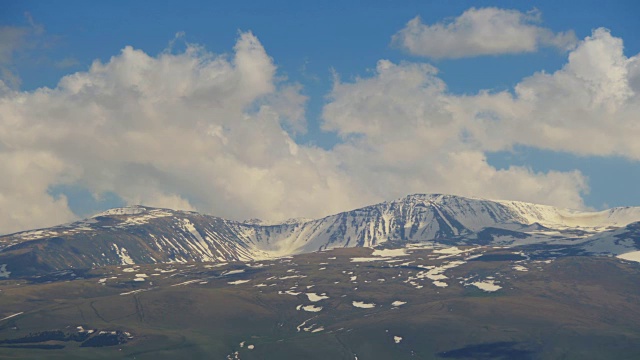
2, 194, 640, 276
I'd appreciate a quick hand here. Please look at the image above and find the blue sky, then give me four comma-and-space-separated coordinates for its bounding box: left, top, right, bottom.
1, 1, 640, 233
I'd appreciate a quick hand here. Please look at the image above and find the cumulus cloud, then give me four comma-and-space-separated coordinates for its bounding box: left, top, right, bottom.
2, 28, 638, 234
323, 60, 589, 209
392, 8, 576, 58
323, 27, 640, 212
0, 151, 76, 233
0, 32, 371, 234
455, 28, 640, 158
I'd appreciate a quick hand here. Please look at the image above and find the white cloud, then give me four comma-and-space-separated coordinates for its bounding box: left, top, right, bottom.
323, 60, 589, 209
455, 28, 640, 158
323, 27, 640, 212
2, 28, 639, 234
0, 32, 371, 234
0, 151, 77, 233
392, 8, 576, 58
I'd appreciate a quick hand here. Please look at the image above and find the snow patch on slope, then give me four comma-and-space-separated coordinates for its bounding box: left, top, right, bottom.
0, 264, 10, 278
469, 279, 502, 292
371, 248, 408, 257
301, 305, 323, 312
112, 244, 135, 265
352, 301, 376, 309
306, 293, 329, 302
617, 251, 640, 263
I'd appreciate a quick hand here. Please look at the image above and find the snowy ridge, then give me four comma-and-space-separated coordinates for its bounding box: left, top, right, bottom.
93, 206, 147, 217
241, 217, 313, 226
495, 199, 640, 229
1, 194, 640, 274
248, 194, 640, 253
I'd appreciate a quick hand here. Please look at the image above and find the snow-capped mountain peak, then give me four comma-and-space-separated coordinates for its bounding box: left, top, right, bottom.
2, 193, 640, 276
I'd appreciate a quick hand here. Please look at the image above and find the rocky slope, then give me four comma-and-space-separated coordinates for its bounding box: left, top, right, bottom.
1, 194, 640, 276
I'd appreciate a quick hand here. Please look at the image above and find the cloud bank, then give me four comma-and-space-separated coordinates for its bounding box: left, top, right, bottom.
392, 8, 576, 58
1, 26, 638, 234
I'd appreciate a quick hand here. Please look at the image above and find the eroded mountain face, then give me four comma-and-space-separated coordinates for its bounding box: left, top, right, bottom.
1, 194, 640, 277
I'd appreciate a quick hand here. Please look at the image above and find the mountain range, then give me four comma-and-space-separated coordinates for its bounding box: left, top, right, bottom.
2, 193, 640, 277
2, 194, 640, 358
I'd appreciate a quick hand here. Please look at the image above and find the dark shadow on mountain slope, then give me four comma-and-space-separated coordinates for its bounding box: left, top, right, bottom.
437, 341, 535, 359
475, 228, 529, 245
469, 253, 527, 261
0, 344, 65, 349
